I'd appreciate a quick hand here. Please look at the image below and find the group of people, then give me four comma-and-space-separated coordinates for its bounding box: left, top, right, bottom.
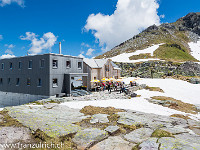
95, 81, 128, 94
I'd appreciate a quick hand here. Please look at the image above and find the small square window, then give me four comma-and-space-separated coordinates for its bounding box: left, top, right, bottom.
28, 60, 32, 69
1, 63, 4, 70
19, 62, 22, 69
52, 78, 58, 87
9, 62, 13, 69
78, 62, 82, 69
40, 59, 45, 68
16, 78, 20, 86
27, 78, 31, 86
66, 61, 71, 68
52, 60, 58, 69
38, 78, 42, 87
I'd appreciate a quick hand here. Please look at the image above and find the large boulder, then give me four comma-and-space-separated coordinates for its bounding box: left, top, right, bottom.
124, 128, 154, 143
90, 136, 136, 150
72, 128, 108, 150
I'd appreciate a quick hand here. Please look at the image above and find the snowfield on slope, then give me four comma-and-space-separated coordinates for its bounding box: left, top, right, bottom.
110, 44, 163, 63
188, 40, 200, 61
61, 78, 200, 120
124, 78, 200, 105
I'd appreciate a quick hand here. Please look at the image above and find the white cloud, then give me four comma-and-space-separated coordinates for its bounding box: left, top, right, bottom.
86, 48, 95, 56
5, 49, 14, 55
160, 14, 165, 19
84, 0, 161, 51
4, 44, 15, 55
81, 42, 90, 48
0, 0, 25, 7
0, 35, 3, 40
0, 54, 15, 59
5, 44, 15, 49
20, 32, 57, 55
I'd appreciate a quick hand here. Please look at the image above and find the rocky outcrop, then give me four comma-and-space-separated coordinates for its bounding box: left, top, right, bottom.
116, 61, 200, 80
4, 102, 200, 150
177, 12, 200, 35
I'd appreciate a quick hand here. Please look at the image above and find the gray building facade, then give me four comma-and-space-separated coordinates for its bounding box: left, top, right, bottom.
0, 53, 88, 96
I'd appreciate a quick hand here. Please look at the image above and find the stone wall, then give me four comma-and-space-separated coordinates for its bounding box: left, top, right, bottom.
0, 91, 49, 108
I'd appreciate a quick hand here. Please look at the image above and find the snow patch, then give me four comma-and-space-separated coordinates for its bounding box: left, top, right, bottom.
61, 78, 200, 120
134, 78, 200, 105
188, 40, 200, 61
110, 44, 163, 63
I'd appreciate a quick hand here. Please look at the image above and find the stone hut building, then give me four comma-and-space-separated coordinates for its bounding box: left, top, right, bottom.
83, 58, 121, 89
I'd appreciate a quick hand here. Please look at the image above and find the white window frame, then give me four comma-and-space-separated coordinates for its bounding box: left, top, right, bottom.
78, 62, 82, 69
52, 60, 58, 69
66, 60, 71, 68
52, 78, 58, 88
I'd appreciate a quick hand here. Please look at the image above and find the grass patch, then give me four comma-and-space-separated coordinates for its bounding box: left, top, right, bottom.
80, 106, 125, 115
132, 143, 141, 150
129, 53, 154, 60
0, 110, 24, 127
32, 129, 77, 150
151, 96, 198, 114
151, 129, 174, 138
154, 43, 198, 62
170, 114, 191, 120
145, 86, 164, 93
29, 101, 44, 105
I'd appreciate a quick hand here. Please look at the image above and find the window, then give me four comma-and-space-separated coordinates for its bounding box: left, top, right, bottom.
40, 59, 45, 68
38, 78, 42, 87
66, 61, 71, 68
16, 78, 20, 86
9, 62, 13, 69
105, 65, 109, 71
19, 62, 22, 69
52, 78, 58, 87
8, 78, 11, 85
52, 60, 58, 68
78, 62, 82, 69
1, 63, 4, 70
27, 78, 31, 86
28, 60, 32, 69
0, 78, 3, 85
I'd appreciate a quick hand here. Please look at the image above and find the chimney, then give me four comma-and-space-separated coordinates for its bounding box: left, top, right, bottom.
59, 42, 62, 54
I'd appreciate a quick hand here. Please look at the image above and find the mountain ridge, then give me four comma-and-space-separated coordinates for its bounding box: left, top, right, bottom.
95, 12, 200, 62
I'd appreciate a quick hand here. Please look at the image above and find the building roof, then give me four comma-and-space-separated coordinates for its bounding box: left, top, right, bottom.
83, 58, 107, 68
111, 61, 121, 70
0, 53, 82, 60
83, 58, 121, 70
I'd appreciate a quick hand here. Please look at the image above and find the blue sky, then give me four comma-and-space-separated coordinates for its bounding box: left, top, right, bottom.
0, 0, 199, 58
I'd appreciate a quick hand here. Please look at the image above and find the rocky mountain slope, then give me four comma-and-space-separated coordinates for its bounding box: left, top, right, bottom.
96, 12, 200, 62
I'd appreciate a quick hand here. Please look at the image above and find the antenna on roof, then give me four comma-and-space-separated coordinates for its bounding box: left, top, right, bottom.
59, 42, 62, 54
